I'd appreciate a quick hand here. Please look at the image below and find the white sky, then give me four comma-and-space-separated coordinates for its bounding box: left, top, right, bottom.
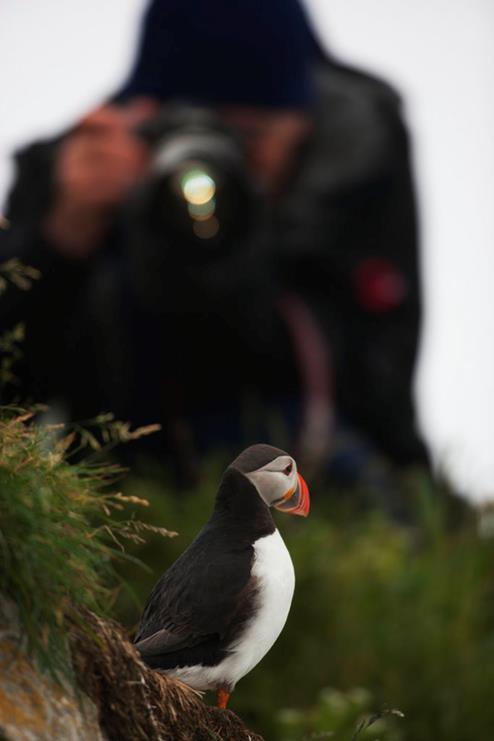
1, 0, 493, 503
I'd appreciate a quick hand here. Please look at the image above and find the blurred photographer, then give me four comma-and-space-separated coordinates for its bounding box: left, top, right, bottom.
1, 0, 425, 479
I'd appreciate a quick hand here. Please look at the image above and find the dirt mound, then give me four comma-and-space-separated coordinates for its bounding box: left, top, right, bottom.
70, 607, 263, 741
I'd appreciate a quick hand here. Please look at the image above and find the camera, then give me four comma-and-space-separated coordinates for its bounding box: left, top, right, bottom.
135, 106, 258, 251
123, 105, 262, 313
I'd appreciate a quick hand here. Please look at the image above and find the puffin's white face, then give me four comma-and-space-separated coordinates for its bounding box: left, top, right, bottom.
245, 455, 310, 517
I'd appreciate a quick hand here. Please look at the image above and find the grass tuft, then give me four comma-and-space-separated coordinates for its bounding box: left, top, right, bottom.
0, 409, 174, 681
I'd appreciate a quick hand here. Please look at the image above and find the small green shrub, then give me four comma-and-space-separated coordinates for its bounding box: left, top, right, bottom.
277, 686, 403, 740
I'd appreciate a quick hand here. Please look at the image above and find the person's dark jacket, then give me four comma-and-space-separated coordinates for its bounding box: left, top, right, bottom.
1, 59, 423, 465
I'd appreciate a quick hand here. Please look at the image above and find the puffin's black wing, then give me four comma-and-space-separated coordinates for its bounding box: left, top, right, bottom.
134, 522, 258, 668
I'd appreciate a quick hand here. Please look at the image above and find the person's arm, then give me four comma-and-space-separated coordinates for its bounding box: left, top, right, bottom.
1, 101, 156, 322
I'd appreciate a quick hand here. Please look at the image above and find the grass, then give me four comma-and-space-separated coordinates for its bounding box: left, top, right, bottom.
0, 409, 174, 680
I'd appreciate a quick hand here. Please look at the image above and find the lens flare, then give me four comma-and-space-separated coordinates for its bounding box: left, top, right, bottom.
193, 217, 219, 240
187, 198, 216, 221
181, 170, 216, 206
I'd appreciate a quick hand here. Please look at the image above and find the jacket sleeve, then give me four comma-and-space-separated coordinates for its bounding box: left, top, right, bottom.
0, 137, 84, 329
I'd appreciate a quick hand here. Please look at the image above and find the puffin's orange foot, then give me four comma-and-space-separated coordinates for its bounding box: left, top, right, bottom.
216, 688, 230, 709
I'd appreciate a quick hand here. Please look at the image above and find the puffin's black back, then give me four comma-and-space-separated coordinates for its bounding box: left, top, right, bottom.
134, 467, 275, 670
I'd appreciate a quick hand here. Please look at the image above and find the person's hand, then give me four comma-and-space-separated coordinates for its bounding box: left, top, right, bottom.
44, 99, 157, 258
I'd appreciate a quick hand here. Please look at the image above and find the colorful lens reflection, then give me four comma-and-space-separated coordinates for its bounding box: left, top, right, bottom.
181, 170, 216, 205
187, 198, 216, 221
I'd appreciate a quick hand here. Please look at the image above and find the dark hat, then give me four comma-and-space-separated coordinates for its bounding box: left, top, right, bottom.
119, 0, 320, 108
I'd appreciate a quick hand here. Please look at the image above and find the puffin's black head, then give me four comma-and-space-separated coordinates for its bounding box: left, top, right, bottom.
229, 444, 310, 517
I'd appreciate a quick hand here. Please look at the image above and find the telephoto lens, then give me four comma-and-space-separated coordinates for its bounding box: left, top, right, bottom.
136, 106, 256, 255
125, 105, 261, 313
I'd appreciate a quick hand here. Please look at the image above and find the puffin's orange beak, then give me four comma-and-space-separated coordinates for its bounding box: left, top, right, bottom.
273, 473, 310, 517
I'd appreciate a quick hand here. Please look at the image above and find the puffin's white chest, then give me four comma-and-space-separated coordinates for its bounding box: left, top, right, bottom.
166, 529, 295, 691
217, 528, 295, 685
244, 528, 295, 653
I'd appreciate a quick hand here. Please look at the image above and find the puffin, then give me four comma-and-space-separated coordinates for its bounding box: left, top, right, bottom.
134, 443, 310, 709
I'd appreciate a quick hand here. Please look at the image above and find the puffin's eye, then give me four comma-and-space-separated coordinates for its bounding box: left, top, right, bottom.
283, 462, 293, 476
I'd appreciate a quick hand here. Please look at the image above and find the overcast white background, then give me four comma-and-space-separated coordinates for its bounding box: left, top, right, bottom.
1, 0, 493, 502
